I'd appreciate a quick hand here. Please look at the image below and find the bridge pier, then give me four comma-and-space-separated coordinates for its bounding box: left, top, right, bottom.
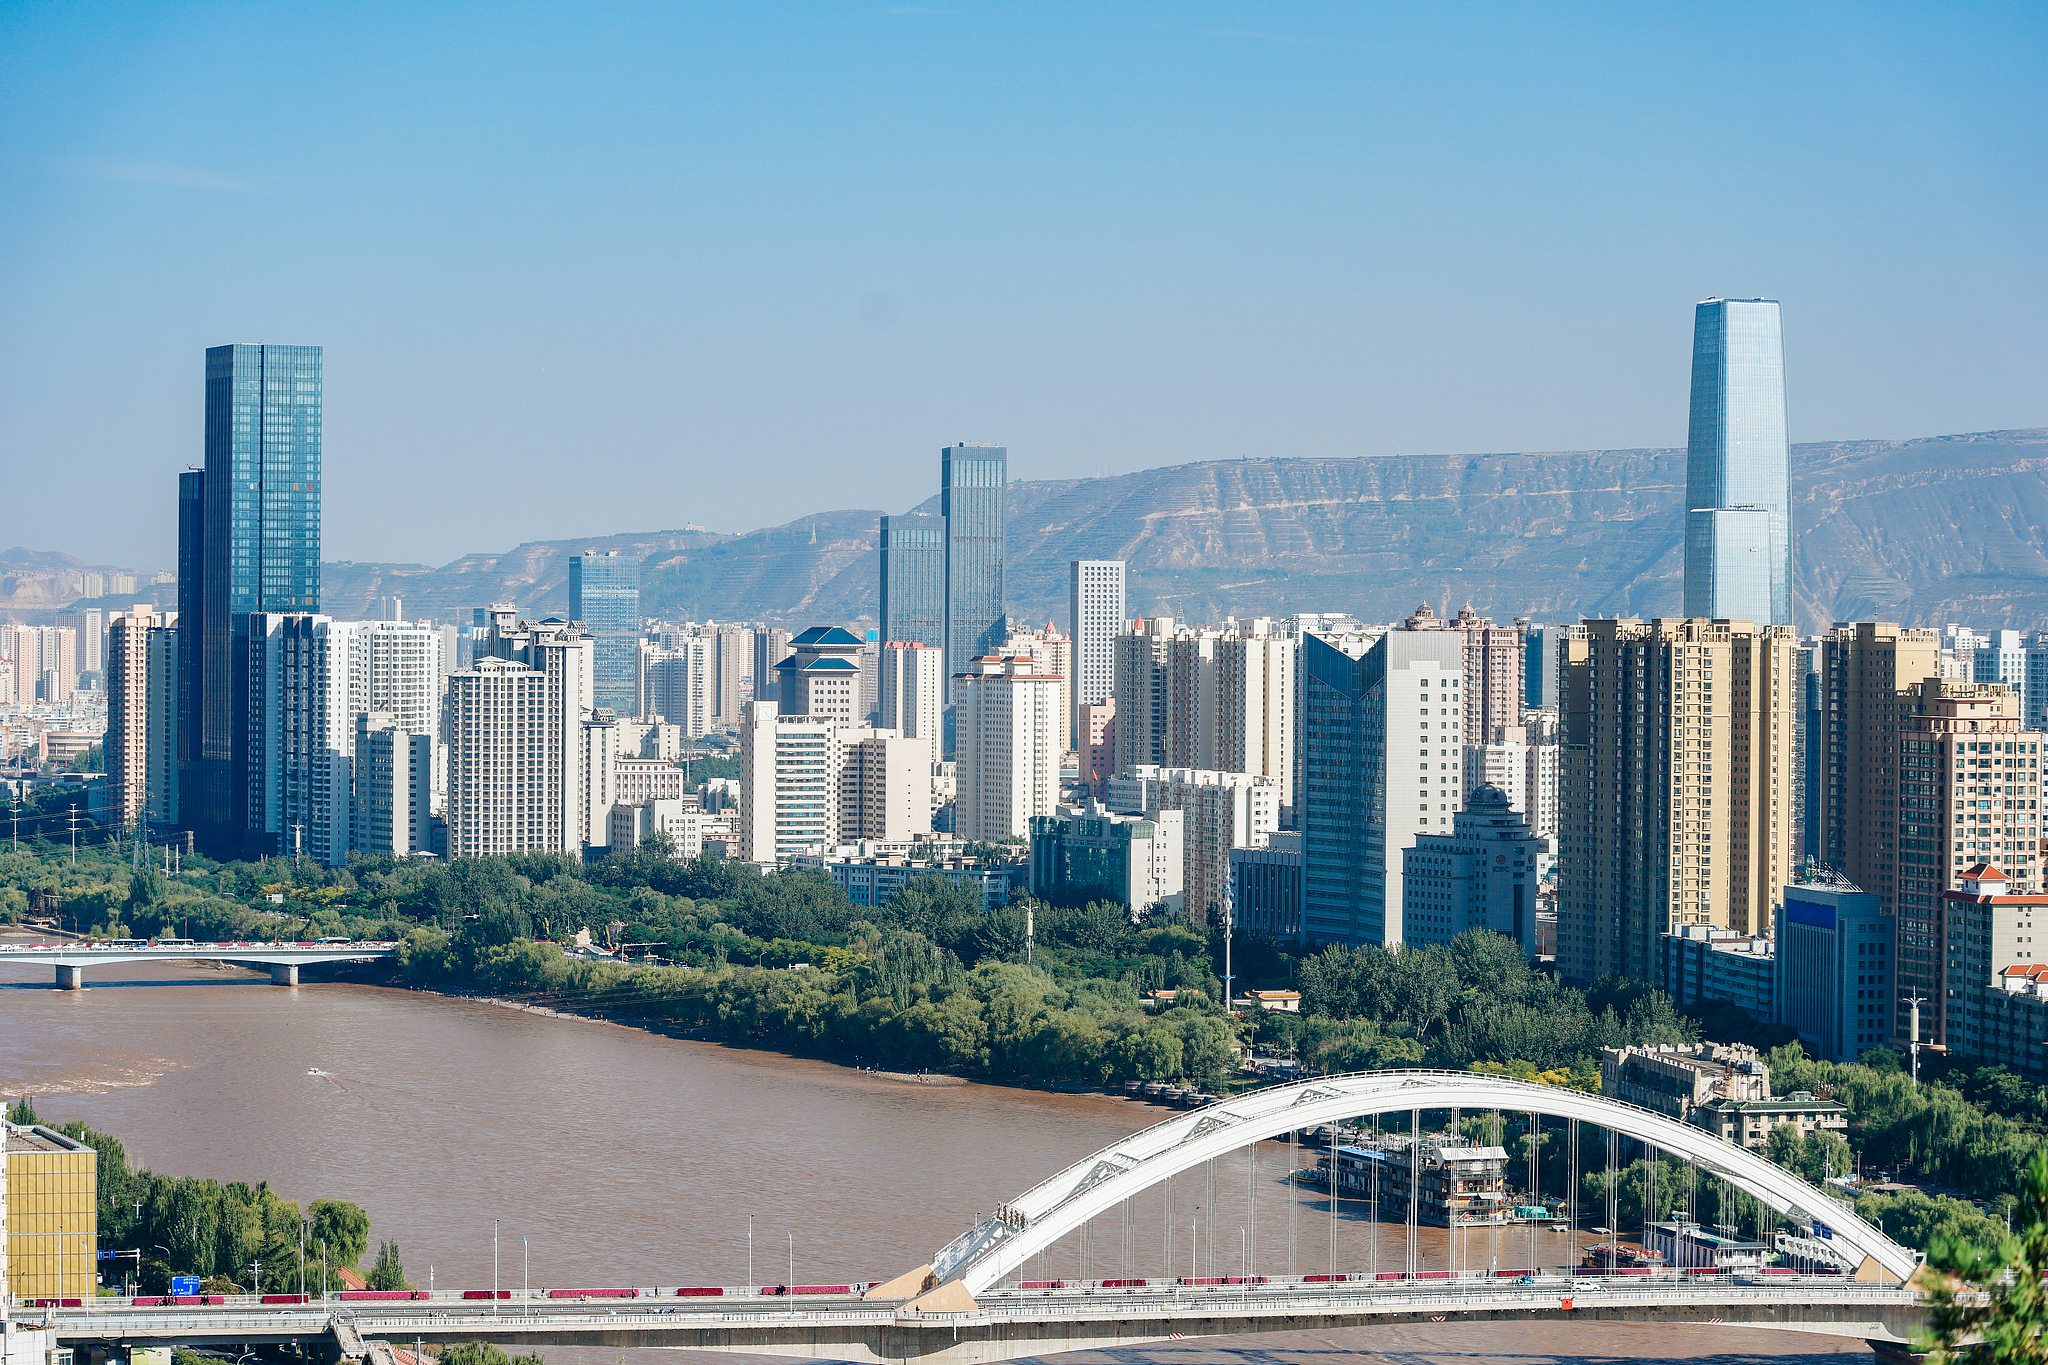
269, 963, 300, 987
55, 965, 84, 990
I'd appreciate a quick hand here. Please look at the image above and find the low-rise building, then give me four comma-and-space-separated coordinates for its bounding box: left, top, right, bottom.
1659, 923, 1776, 1023
1108, 765, 1280, 926
1231, 831, 1302, 939
609, 799, 734, 858
1029, 803, 1184, 914
1691, 1091, 1852, 1150
1600, 1041, 1771, 1122
791, 846, 1021, 911
1399, 784, 1549, 954
615, 757, 688, 804
1774, 871, 1892, 1064
4, 1119, 97, 1300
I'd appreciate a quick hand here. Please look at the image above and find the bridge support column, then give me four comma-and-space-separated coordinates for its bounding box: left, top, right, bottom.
270, 963, 300, 987
55, 965, 83, 990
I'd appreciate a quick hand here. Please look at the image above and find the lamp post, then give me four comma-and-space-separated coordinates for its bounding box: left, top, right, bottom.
786, 1231, 794, 1313
747, 1215, 754, 1293
522, 1236, 528, 1303
299, 1217, 308, 1297
493, 1220, 500, 1316
251, 1260, 261, 1296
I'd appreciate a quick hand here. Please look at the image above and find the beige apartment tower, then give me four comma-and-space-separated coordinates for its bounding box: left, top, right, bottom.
1559, 617, 1799, 986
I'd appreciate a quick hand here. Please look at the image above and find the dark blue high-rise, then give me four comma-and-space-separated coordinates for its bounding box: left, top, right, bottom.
187, 344, 322, 854
570, 550, 642, 713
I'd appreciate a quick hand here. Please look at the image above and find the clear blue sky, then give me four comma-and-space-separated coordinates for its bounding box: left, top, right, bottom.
2, 1, 2042, 569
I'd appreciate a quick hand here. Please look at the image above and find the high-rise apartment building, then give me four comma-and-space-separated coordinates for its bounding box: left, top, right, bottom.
1112, 616, 1297, 801
1299, 626, 1469, 947
189, 344, 323, 855
446, 613, 598, 858
838, 732, 933, 843
144, 614, 180, 826
752, 627, 794, 701
353, 711, 432, 857
54, 608, 103, 680
5, 627, 77, 704
105, 607, 173, 828
176, 468, 205, 820
1400, 604, 1527, 745
942, 443, 1007, 748
739, 704, 838, 862
1078, 700, 1116, 800
1069, 560, 1127, 747
711, 625, 754, 725
954, 654, 1063, 839
570, 551, 642, 713
1002, 623, 1072, 751
641, 636, 713, 735
1682, 299, 1790, 627
879, 513, 946, 648
1820, 622, 1942, 907
1557, 617, 1799, 987
876, 641, 945, 764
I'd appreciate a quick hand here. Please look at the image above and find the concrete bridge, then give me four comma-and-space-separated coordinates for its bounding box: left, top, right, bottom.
31, 1279, 1922, 1364
0, 941, 398, 988
30, 1070, 1931, 1360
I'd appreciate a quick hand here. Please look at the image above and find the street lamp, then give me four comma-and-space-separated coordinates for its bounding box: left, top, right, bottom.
493, 1220, 500, 1316
786, 1231, 794, 1313
747, 1215, 754, 1293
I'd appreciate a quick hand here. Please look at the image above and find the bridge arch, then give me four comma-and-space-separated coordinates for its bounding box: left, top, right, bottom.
933, 1069, 1917, 1292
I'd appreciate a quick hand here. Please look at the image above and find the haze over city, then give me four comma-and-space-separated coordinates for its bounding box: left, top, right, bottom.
2, 2, 2044, 568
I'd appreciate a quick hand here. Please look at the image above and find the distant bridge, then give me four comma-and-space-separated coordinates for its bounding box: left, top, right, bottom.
0, 941, 398, 988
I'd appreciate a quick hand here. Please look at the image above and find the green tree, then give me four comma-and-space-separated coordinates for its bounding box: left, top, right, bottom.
1917, 1148, 2048, 1362
366, 1240, 413, 1290
6, 1096, 38, 1124
309, 1199, 371, 1269
437, 1344, 545, 1365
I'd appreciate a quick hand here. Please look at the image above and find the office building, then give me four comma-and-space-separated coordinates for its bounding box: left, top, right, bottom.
1399, 784, 1550, 955
942, 443, 1007, 749
3, 1118, 98, 1300
609, 799, 731, 858
1108, 765, 1280, 926
614, 756, 686, 803
1069, 559, 1127, 746
1557, 617, 1799, 987
104, 607, 173, 828
569, 550, 642, 713
1773, 872, 1891, 1064
641, 636, 714, 735
739, 704, 839, 862
954, 654, 1063, 839
1299, 625, 1468, 947
774, 625, 867, 724
1231, 831, 1302, 939
446, 613, 598, 858
1682, 298, 1791, 627
353, 711, 432, 857
1523, 623, 1578, 709
1028, 804, 1184, 913
879, 512, 946, 648
1659, 923, 1776, 1022
192, 344, 322, 856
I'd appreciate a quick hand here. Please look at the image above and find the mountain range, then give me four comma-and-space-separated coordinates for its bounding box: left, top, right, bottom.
12, 428, 2047, 634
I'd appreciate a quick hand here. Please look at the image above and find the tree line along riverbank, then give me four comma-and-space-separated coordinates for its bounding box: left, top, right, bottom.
3, 835, 2044, 1251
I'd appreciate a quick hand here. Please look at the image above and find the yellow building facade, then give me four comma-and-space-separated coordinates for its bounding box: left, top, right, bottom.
5, 1122, 98, 1300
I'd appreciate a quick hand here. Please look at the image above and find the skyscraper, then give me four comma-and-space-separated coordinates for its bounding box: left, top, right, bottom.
1682, 299, 1791, 626
942, 443, 1007, 750
570, 550, 642, 713
879, 512, 946, 648
1069, 560, 1127, 747
189, 344, 322, 855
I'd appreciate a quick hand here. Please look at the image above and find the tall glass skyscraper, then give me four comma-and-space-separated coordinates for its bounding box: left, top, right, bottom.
1683, 298, 1790, 626
879, 512, 946, 648
192, 344, 322, 854
570, 550, 642, 713
942, 444, 1007, 675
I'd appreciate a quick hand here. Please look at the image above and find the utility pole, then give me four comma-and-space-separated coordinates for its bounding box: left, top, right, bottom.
1906, 995, 1927, 1084
68, 806, 79, 864
293, 822, 303, 865
1221, 872, 1235, 1014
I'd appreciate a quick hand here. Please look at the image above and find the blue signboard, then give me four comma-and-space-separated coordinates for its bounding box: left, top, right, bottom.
171, 1276, 201, 1296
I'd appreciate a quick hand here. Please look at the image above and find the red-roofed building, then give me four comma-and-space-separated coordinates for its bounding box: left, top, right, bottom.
1942, 863, 2048, 1075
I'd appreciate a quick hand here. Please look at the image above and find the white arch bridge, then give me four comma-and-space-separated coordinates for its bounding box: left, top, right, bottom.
909, 1069, 1918, 1300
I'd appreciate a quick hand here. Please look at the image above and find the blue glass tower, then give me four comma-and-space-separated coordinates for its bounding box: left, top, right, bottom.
570, 550, 642, 713
1683, 298, 1790, 626
195, 344, 322, 854
942, 444, 1007, 758
879, 512, 945, 648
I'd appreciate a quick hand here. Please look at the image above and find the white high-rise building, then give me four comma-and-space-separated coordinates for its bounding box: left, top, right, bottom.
772, 626, 866, 725
877, 641, 945, 765
740, 704, 840, 862
105, 606, 173, 828
353, 711, 432, 857
1069, 560, 1126, 749
446, 615, 599, 859
839, 730, 933, 843
641, 636, 714, 735
1113, 616, 1297, 804
6, 626, 77, 704
1401, 785, 1550, 956
1003, 623, 1072, 756
955, 654, 1064, 839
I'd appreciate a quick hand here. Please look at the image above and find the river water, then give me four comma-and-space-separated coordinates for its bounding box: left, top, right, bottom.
0, 957, 1871, 1362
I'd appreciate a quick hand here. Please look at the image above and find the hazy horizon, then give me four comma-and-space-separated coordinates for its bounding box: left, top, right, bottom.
4, 3, 2042, 570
